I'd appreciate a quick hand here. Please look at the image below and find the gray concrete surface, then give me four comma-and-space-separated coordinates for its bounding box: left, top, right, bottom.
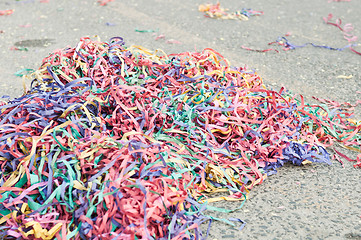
0, 0, 360, 239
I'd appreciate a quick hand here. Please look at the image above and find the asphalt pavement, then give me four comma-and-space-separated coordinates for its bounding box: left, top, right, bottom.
0, 0, 360, 239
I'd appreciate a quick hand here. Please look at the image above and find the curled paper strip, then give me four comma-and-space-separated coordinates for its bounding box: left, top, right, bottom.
323, 13, 361, 55
0, 9, 14, 16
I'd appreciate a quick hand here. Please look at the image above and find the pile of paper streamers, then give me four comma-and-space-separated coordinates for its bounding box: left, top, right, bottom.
198, 2, 263, 20
0, 37, 360, 239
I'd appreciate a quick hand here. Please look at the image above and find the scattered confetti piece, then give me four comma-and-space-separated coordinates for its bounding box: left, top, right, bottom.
166, 39, 182, 44
241, 45, 279, 53
13, 68, 34, 77
10, 46, 29, 51
328, 0, 350, 2
243, 15, 360, 55
324, 13, 361, 55
0, 9, 14, 16
332, 152, 345, 167
154, 34, 166, 40
336, 75, 353, 79
269, 36, 352, 51
0, 37, 360, 239
153, 34, 179, 44
135, 28, 158, 33
229, 218, 247, 231
19, 24, 32, 28
199, 2, 263, 20
105, 22, 116, 26
98, 0, 114, 6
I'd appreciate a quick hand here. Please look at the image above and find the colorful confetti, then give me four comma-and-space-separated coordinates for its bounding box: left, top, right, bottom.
0, 9, 14, 16
154, 34, 166, 41
242, 16, 360, 55
328, 0, 351, 2
135, 29, 158, 33
323, 13, 361, 55
199, 2, 263, 20
10, 46, 29, 51
105, 22, 116, 26
19, 24, 32, 28
268, 35, 353, 51
13, 68, 34, 77
98, 0, 114, 6
241, 45, 279, 53
165, 39, 182, 44
0, 37, 360, 239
